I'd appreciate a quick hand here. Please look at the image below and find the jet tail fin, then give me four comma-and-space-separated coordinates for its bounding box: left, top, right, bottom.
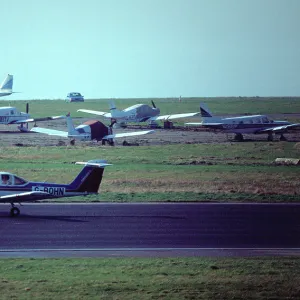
68, 160, 112, 193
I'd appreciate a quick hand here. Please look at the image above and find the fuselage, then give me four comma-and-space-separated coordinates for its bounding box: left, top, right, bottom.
203, 115, 290, 134
0, 171, 96, 199
0, 107, 29, 124
112, 104, 160, 122
0, 90, 12, 97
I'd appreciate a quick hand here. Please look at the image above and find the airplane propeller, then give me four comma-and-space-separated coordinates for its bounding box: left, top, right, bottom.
26, 103, 29, 129
151, 100, 157, 108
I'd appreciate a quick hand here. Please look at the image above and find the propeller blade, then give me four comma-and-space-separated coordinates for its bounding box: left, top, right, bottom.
151, 100, 156, 108
26, 103, 29, 114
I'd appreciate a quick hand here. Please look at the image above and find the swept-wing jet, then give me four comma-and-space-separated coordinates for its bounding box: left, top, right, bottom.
30, 113, 154, 145
0, 103, 64, 131
77, 100, 199, 127
0, 159, 111, 216
0, 74, 16, 97
185, 103, 300, 141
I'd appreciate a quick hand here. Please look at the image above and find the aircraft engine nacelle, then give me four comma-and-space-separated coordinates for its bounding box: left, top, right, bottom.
83, 120, 109, 141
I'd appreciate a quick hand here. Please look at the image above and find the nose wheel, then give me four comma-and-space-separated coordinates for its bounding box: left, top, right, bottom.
10, 206, 20, 217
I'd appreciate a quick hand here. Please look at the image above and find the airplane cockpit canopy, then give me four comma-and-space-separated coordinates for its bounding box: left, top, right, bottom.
0, 172, 27, 186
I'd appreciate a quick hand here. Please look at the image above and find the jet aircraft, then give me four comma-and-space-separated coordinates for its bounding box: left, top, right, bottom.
77, 100, 199, 127
186, 103, 300, 141
0, 159, 111, 216
0, 74, 16, 97
30, 113, 154, 145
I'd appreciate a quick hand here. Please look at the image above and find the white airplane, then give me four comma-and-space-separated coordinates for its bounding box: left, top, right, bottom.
0, 159, 111, 216
30, 113, 155, 145
0, 103, 64, 131
0, 74, 15, 97
77, 100, 199, 127
185, 103, 300, 141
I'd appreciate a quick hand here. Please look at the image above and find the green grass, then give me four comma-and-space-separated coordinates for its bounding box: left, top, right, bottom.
0, 143, 299, 202
3, 97, 300, 118
0, 257, 299, 300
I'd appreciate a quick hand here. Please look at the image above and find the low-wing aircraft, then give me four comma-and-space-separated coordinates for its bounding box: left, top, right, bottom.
30, 113, 154, 145
185, 103, 300, 141
77, 100, 199, 127
0, 159, 111, 216
0, 74, 16, 97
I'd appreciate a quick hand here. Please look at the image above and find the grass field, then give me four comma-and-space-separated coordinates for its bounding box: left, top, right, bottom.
0, 141, 299, 202
3, 96, 300, 119
0, 257, 299, 299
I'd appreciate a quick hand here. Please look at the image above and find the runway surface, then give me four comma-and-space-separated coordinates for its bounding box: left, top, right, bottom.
0, 203, 299, 257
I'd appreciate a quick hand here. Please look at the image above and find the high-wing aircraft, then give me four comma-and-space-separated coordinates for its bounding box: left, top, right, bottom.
30, 113, 154, 145
77, 100, 199, 127
0, 103, 64, 131
185, 103, 300, 141
0, 74, 15, 97
0, 159, 111, 216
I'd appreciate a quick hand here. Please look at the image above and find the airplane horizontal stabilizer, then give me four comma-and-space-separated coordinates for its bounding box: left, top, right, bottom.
75, 159, 112, 168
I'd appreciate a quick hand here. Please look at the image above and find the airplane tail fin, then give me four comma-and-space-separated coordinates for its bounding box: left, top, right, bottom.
200, 103, 222, 123
68, 160, 112, 193
0, 74, 13, 91
109, 100, 126, 120
200, 103, 213, 118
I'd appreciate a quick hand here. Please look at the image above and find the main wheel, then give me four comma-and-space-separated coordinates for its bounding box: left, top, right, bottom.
10, 207, 20, 217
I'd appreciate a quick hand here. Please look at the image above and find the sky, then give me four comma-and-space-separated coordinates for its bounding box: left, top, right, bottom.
1, 0, 300, 99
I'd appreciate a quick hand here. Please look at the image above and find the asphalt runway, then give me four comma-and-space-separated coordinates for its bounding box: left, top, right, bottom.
0, 203, 299, 257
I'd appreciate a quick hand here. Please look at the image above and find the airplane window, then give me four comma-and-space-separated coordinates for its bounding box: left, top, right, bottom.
10, 110, 14, 115
1, 174, 12, 185
14, 176, 27, 185
77, 128, 85, 134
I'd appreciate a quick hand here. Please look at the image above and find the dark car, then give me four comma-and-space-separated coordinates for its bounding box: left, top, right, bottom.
66, 92, 84, 102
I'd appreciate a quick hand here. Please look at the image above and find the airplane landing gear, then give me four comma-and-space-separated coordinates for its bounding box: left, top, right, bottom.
280, 134, 287, 141
267, 133, 273, 141
234, 133, 244, 141
10, 205, 20, 217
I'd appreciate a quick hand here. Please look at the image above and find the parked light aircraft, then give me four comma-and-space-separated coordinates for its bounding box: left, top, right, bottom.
0, 103, 63, 131
0, 159, 111, 216
0, 74, 16, 97
185, 103, 300, 141
30, 113, 154, 145
77, 101, 199, 127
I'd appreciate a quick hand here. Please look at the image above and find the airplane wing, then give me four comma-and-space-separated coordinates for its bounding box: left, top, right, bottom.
0, 191, 53, 203
13, 115, 65, 124
30, 127, 69, 137
185, 122, 224, 126
257, 123, 300, 133
77, 109, 112, 118
103, 130, 155, 139
150, 112, 199, 121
